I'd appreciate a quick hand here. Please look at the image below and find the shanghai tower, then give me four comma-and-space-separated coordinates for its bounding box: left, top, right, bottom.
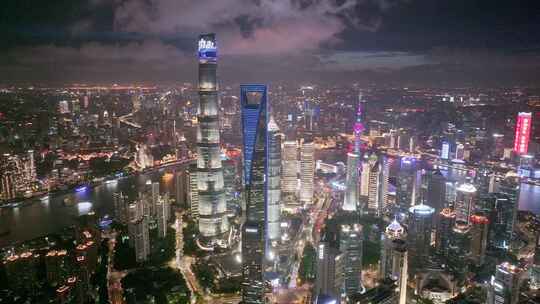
196, 34, 229, 245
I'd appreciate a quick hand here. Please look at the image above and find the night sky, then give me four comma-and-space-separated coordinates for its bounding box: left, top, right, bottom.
1, 0, 540, 85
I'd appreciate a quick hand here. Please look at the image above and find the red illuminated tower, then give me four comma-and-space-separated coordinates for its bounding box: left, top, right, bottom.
513, 112, 532, 155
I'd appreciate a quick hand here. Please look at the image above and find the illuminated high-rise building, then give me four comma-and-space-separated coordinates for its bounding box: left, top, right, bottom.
267, 116, 281, 246
378, 155, 390, 214
407, 203, 434, 276
391, 239, 408, 304
240, 84, 268, 304
340, 224, 364, 297
315, 241, 343, 300
281, 141, 298, 194
435, 208, 455, 257
470, 215, 489, 265
366, 155, 381, 215
343, 94, 364, 212
513, 112, 532, 155
455, 183, 477, 224
397, 156, 420, 209
426, 169, 446, 221
300, 137, 314, 205
196, 33, 229, 244
487, 262, 525, 304
380, 219, 405, 280
441, 141, 450, 160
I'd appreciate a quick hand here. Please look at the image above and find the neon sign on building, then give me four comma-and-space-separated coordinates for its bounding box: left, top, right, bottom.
513, 112, 532, 155
198, 33, 217, 62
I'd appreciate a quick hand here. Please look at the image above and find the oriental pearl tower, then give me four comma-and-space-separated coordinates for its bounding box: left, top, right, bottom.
343, 93, 365, 212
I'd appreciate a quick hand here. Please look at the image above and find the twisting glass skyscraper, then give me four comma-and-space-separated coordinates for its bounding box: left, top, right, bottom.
196, 34, 229, 245
240, 84, 268, 304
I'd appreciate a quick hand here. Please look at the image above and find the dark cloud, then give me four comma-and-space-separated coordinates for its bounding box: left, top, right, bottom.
0, 0, 539, 85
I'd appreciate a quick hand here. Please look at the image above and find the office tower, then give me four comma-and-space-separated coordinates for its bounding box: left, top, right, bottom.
396, 157, 420, 209
487, 262, 525, 304
486, 192, 516, 250
367, 156, 381, 215
315, 241, 344, 300
340, 224, 364, 297
300, 137, 315, 205
281, 140, 298, 194
407, 204, 434, 276
156, 193, 170, 238
187, 162, 199, 219
426, 169, 446, 221
380, 219, 405, 280
113, 192, 128, 224
130, 217, 150, 263
470, 215, 489, 265
45, 250, 69, 285
26, 150, 36, 183
267, 116, 281, 245
455, 183, 477, 224
3, 252, 39, 293
176, 169, 188, 208
435, 208, 456, 257
240, 84, 268, 304
151, 182, 160, 216
391, 239, 408, 304
449, 221, 471, 273
513, 112, 532, 155
360, 159, 370, 197
378, 155, 390, 214
352, 279, 398, 304
441, 141, 450, 160
196, 33, 229, 244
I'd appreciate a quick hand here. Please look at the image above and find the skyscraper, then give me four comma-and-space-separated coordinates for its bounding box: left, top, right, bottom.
397, 157, 420, 209
300, 136, 314, 205
470, 214, 489, 265
407, 204, 434, 276
426, 169, 446, 219
240, 84, 268, 304
315, 241, 343, 300
436, 208, 456, 257
487, 262, 525, 304
367, 155, 381, 215
340, 224, 364, 297
380, 219, 405, 280
282, 140, 299, 211
281, 140, 298, 194
513, 112, 532, 155
196, 34, 229, 244
343, 94, 364, 212
391, 239, 408, 304
455, 183, 477, 224
267, 116, 281, 248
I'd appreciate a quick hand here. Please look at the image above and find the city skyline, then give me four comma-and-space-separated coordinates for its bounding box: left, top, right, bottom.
2, 3, 540, 304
